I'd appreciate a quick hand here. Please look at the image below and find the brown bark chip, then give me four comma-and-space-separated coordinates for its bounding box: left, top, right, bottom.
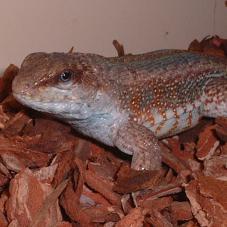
203, 155, 227, 180
0, 64, 19, 102
2, 111, 32, 137
0, 135, 51, 172
85, 169, 121, 206
115, 207, 144, 227
114, 165, 162, 193
170, 201, 193, 222
6, 168, 63, 227
186, 175, 227, 227
196, 125, 219, 161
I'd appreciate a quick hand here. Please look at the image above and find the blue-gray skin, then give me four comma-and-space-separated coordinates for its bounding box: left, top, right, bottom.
12, 50, 227, 170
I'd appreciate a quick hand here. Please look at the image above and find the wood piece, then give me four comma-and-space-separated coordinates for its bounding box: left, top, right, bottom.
112, 40, 125, 57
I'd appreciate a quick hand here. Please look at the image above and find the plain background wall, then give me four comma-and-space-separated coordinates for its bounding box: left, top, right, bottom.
0, 0, 227, 71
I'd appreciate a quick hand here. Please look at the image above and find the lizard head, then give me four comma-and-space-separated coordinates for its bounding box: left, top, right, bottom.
12, 52, 104, 120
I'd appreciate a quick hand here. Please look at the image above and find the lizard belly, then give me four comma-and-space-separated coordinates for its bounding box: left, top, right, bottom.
143, 103, 203, 138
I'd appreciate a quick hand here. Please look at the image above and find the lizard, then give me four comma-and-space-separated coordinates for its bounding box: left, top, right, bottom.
12, 49, 227, 170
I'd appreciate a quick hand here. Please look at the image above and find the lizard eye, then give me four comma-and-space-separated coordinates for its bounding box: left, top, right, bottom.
59, 70, 74, 82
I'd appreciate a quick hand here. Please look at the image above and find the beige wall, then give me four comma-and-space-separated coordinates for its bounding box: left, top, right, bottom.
0, 0, 227, 70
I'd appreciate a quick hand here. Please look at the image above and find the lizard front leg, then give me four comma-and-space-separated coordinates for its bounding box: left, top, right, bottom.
112, 121, 162, 170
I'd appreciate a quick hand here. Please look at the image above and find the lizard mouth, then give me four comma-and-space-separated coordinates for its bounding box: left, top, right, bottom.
13, 92, 58, 113
13, 92, 90, 119
13, 92, 43, 105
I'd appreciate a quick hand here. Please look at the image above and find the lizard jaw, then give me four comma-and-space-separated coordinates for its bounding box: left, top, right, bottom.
13, 91, 93, 121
